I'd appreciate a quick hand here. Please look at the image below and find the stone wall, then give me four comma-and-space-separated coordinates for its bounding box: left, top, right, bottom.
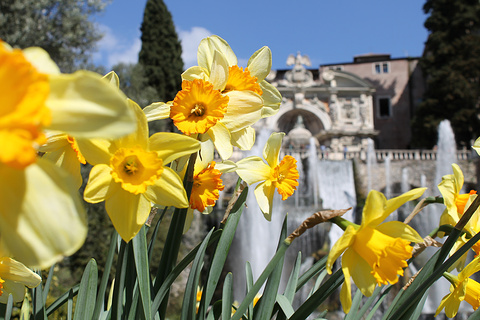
353, 157, 479, 200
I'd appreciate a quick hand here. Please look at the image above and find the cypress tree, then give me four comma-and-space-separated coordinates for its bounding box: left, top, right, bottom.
139, 0, 184, 103
412, 0, 480, 148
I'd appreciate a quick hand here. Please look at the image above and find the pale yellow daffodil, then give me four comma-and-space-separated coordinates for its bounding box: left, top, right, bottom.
435, 255, 480, 317
80, 99, 201, 242
326, 188, 426, 313
0, 41, 136, 268
235, 132, 299, 221
145, 35, 281, 160
438, 164, 480, 269
0, 256, 42, 303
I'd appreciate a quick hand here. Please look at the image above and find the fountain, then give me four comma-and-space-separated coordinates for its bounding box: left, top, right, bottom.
385, 155, 391, 199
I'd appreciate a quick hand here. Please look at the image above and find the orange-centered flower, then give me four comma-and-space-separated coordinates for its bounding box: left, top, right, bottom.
236, 132, 299, 220
222, 66, 263, 95
66, 136, 86, 164
456, 190, 477, 214
353, 226, 412, 285
271, 155, 299, 200
190, 161, 225, 212
0, 43, 51, 169
171, 79, 229, 135
110, 147, 164, 195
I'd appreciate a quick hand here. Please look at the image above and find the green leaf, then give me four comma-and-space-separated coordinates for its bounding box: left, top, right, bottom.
93, 229, 118, 319
245, 262, 254, 319
33, 271, 46, 320
181, 228, 215, 320
284, 252, 302, 303
254, 214, 288, 319
389, 227, 480, 319
200, 187, 248, 319
43, 264, 55, 305
133, 225, 152, 319
67, 289, 74, 320
222, 273, 233, 320
276, 294, 294, 318
46, 285, 79, 316
73, 259, 98, 320
288, 269, 344, 320
230, 239, 291, 320
296, 256, 327, 291
112, 238, 129, 319
5, 294, 13, 320
151, 229, 222, 314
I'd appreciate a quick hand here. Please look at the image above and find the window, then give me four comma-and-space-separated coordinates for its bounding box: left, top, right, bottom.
328, 65, 344, 71
374, 62, 390, 74
378, 97, 391, 118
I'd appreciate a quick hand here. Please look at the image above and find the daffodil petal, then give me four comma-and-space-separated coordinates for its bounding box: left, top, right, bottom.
182, 66, 209, 81
220, 91, 263, 132
143, 102, 171, 122
76, 138, 114, 165
435, 292, 452, 317
382, 188, 426, 222
215, 160, 237, 173
198, 35, 237, 72
115, 99, 149, 149
43, 147, 82, 189
194, 140, 215, 175
0, 280, 26, 303
103, 71, 120, 88
344, 248, 377, 297
149, 132, 200, 165
264, 132, 285, 168
362, 190, 386, 226
460, 255, 480, 280
259, 81, 282, 117
375, 221, 423, 242
0, 257, 41, 287
39, 132, 69, 152
84, 164, 118, 203
0, 159, 87, 268
105, 190, 151, 242
247, 46, 272, 82
22, 47, 60, 74
207, 123, 232, 160
452, 163, 464, 193
209, 50, 229, 91
231, 127, 256, 150
473, 136, 480, 156
46, 71, 136, 139
143, 167, 189, 208
236, 156, 271, 184
444, 291, 462, 318
326, 225, 356, 273
254, 181, 275, 221
340, 276, 353, 314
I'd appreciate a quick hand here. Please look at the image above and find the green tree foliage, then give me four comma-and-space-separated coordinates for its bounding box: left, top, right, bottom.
139, 0, 183, 103
0, 0, 107, 72
412, 0, 480, 148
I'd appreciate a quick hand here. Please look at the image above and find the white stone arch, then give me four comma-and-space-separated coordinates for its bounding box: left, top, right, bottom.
265, 100, 332, 135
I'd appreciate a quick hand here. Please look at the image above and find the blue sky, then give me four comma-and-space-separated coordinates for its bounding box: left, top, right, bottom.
93, 0, 429, 70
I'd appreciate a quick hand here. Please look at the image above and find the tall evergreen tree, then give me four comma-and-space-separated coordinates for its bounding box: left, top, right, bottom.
412, 0, 480, 148
139, 0, 183, 104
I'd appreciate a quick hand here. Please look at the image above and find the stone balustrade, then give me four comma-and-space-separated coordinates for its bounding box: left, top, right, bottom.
281, 148, 475, 162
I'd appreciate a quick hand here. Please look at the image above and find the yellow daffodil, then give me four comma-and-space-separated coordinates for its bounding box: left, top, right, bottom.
235, 132, 299, 221
435, 255, 480, 317
0, 41, 135, 268
326, 188, 426, 313
438, 164, 480, 267
0, 256, 41, 303
183, 140, 236, 233
145, 35, 281, 160
80, 99, 201, 242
